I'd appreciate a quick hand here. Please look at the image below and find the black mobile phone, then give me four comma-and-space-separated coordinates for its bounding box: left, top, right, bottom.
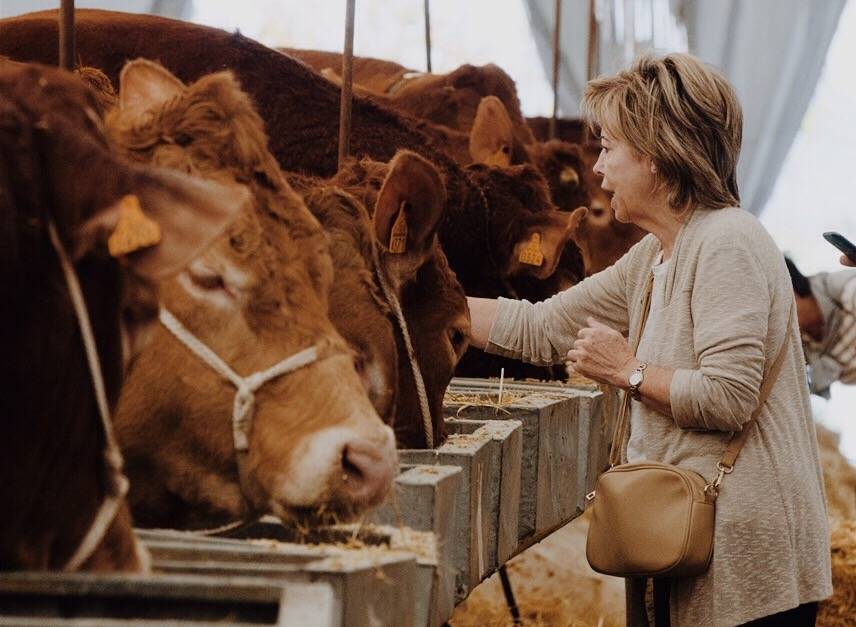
823, 231, 856, 263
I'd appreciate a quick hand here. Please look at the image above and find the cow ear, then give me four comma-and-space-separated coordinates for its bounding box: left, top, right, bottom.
509, 206, 587, 280
119, 59, 185, 118
468, 96, 514, 167
373, 151, 446, 284
76, 166, 247, 280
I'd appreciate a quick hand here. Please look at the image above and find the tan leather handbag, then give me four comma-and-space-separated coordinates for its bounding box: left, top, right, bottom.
585, 274, 793, 578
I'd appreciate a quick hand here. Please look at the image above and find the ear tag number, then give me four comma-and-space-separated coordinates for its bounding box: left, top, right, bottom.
388, 202, 408, 254
108, 194, 162, 257
518, 232, 544, 266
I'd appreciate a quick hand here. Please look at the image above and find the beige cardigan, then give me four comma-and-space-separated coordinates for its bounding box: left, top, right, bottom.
487, 207, 832, 627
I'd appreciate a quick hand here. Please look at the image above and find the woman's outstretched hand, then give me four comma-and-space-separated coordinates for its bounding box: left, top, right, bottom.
567, 317, 638, 388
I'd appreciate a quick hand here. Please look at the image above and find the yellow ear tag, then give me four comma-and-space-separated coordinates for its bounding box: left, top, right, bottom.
518, 232, 544, 266
107, 195, 162, 257
388, 202, 408, 254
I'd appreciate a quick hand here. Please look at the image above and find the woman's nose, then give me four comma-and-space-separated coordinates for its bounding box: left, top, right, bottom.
593, 151, 606, 176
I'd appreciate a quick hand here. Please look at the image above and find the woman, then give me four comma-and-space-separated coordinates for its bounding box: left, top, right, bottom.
468, 53, 831, 626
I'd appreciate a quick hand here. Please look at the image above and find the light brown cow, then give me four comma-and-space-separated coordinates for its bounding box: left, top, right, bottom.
0, 60, 243, 571
107, 60, 396, 528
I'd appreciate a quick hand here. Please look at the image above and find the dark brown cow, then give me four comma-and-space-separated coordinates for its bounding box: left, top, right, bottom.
0, 61, 243, 570
104, 60, 396, 528
0, 10, 582, 387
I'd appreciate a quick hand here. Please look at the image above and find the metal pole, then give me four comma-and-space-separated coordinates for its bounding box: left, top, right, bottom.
59, 0, 75, 71
424, 0, 432, 72
549, 0, 562, 140
337, 0, 356, 171
623, 0, 635, 66
499, 564, 522, 625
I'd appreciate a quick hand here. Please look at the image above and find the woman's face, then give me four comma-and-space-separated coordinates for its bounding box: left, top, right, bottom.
592, 131, 656, 225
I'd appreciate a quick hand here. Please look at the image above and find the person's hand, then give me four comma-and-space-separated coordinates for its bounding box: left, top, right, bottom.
840, 254, 856, 267
567, 317, 638, 388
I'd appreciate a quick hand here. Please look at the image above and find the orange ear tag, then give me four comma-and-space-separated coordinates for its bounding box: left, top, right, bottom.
388, 202, 408, 254
107, 195, 162, 257
518, 232, 544, 266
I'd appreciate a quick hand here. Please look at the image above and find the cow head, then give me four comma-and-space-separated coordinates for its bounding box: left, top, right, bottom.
108, 60, 396, 528
462, 162, 587, 283
0, 61, 243, 572
334, 151, 469, 448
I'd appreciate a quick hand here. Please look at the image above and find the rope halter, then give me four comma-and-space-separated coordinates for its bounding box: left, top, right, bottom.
47, 220, 130, 572
157, 308, 322, 496
371, 244, 435, 449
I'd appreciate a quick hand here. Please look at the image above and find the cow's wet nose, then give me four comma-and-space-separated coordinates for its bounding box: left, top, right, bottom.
339, 431, 397, 507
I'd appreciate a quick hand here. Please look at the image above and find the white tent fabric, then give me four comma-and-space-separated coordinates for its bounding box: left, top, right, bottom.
524, 0, 846, 216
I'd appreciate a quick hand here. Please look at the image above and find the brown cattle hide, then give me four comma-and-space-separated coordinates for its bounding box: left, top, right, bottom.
0, 61, 241, 570
104, 61, 394, 528
1, 10, 588, 387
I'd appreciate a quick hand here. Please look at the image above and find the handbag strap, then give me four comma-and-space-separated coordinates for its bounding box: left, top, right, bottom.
609, 272, 655, 467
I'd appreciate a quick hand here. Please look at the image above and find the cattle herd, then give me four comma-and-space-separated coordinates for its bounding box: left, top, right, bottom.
0, 2, 640, 606
3, 8, 856, 627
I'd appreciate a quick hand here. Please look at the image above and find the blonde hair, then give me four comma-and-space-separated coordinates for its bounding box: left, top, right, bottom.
582, 53, 742, 211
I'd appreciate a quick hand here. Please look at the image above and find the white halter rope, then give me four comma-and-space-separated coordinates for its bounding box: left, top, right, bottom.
371, 246, 435, 449
157, 308, 321, 500
46, 221, 130, 572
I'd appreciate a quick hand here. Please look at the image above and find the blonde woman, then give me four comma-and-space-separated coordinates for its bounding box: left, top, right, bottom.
468, 54, 831, 626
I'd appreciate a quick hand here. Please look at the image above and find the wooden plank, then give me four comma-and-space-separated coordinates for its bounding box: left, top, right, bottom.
400, 431, 492, 600
445, 380, 585, 539
142, 530, 417, 627
445, 419, 522, 566
371, 464, 460, 627
0, 572, 337, 626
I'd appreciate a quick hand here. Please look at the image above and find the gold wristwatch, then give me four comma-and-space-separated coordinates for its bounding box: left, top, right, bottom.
628, 362, 647, 400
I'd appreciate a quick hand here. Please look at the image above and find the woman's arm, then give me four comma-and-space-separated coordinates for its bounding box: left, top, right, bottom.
669, 240, 773, 432
567, 316, 675, 415
472, 240, 648, 366
467, 297, 499, 350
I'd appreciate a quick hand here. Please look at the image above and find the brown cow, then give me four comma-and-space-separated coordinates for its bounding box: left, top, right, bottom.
0, 61, 243, 570
294, 51, 644, 278
0, 10, 581, 384
104, 60, 396, 528
329, 155, 471, 447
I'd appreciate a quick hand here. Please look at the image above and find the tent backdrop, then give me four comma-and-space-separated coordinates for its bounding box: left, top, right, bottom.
524, 0, 847, 216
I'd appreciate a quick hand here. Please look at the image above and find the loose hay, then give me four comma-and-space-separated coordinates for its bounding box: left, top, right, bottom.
818, 520, 856, 627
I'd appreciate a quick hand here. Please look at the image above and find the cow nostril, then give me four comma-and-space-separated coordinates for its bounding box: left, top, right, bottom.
338, 438, 395, 506
341, 445, 366, 483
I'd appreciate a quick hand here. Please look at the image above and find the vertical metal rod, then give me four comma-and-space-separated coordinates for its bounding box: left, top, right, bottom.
59, 0, 75, 70
337, 0, 356, 171
424, 0, 432, 72
549, 0, 562, 140
499, 564, 522, 625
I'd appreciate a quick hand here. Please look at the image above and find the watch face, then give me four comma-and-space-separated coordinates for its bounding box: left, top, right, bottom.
629, 371, 644, 386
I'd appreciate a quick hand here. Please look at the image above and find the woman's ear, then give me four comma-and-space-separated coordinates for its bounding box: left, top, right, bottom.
650, 161, 658, 174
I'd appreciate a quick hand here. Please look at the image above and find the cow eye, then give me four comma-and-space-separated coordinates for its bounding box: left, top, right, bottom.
448, 327, 468, 349
189, 268, 226, 292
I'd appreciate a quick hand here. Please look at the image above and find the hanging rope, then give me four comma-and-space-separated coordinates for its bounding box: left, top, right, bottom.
550, 0, 562, 140
338, 0, 356, 171
59, 0, 75, 71
47, 220, 130, 572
